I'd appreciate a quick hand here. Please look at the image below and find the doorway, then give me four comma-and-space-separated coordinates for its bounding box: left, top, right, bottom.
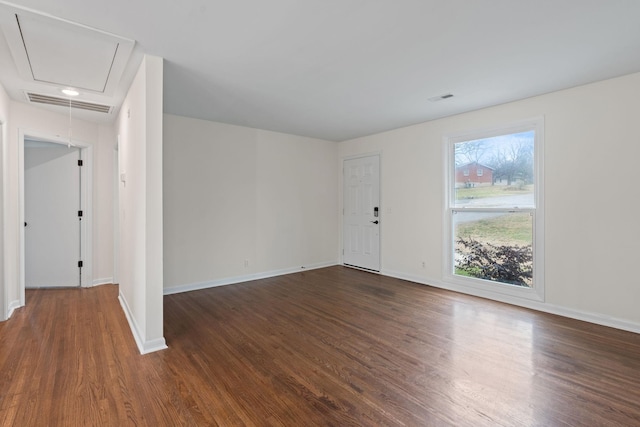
18, 131, 93, 302
24, 140, 82, 287
343, 154, 381, 271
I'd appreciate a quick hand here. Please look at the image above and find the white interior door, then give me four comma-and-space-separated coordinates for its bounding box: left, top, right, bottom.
25, 142, 81, 288
343, 155, 380, 271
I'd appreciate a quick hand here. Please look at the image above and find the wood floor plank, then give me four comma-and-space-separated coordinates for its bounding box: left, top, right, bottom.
1, 266, 640, 426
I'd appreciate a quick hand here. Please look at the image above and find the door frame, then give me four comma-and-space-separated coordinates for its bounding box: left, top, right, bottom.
341, 151, 382, 271
18, 129, 93, 304
0, 120, 5, 321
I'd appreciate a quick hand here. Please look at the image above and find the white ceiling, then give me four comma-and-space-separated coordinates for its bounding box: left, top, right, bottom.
0, 0, 639, 141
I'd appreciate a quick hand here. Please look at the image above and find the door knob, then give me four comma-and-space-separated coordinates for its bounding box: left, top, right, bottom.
371, 220, 379, 224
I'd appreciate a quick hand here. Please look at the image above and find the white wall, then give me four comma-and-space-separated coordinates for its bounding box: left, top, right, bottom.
0, 81, 9, 320
340, 72, 640, 331
115, 55, 166, 353
163, 114, 339, 293
1, 99, 115, 317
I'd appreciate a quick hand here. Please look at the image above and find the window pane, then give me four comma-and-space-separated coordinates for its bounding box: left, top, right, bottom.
453, 211, 533, 287
454, 131, 535, 208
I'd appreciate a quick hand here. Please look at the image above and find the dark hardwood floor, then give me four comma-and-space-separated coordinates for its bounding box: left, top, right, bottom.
1, 266, 640, 426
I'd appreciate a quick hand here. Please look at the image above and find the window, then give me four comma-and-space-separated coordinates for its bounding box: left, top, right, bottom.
445, 118, 544, 300
463, 169, 469, 176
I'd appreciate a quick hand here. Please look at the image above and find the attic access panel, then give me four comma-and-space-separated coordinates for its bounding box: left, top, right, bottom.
18, 13, 116, 92
0, 5, 134, 96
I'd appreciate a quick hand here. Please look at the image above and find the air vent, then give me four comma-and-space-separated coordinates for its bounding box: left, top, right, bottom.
428, 93, 454, 102
26, 92, 113, 113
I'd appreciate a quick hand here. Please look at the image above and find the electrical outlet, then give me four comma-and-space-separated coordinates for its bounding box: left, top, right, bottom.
422, 261, 426, 268
244, 259, 249, 268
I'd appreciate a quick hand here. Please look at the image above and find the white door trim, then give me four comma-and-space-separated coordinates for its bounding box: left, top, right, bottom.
18, 129, 93, 304
0, 120, 5, 321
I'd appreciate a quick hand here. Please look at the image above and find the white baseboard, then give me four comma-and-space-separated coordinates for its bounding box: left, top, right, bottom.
381, 268, 640, 335
164, 260, 339, 295
118, 292, 168, 355
7, 299, 21, 319
92, 277, 114, 286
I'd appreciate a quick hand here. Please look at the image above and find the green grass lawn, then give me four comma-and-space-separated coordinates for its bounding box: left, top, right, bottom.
456, 212, 532, 246
455, 184, 533, 200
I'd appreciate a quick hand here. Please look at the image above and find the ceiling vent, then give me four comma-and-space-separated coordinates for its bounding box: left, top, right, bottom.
26, 92, 113, 114
428, 93, 454, 102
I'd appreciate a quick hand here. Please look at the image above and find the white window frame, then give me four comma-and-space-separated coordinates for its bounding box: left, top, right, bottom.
443, 117, 545, 302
